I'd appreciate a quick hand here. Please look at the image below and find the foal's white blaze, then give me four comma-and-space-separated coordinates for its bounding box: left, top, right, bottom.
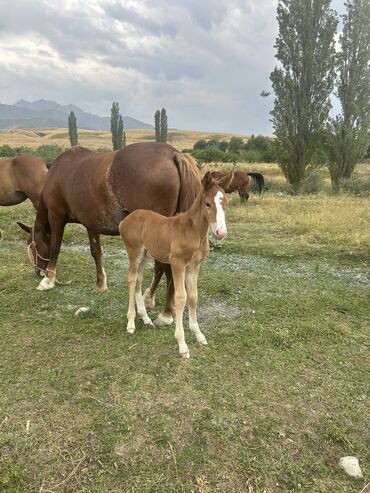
211, 191, 227, 240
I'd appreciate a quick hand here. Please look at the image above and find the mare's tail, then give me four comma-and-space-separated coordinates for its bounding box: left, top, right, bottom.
247, 172, 264, 196
174, 153, 201, 212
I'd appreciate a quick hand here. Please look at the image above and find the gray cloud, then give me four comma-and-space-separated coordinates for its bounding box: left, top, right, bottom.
0, 0, 282, 133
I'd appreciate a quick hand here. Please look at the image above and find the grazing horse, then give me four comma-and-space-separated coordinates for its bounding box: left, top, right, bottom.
210, 170, 264, 203
119, 171, 233, 359
18, 143, 201, 325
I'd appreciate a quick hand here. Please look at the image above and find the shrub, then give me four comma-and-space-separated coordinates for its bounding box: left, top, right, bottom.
206, 139, 220, 148
96, 147, 112, 153
193, 139, 207, 150
244, 135, 271, 153
239, 150, 261, 162
192, 148, 228, 162
301, 170, 324, 194
229, 136, 244, 153
35, 144, 64, 162
0, 145, 16, 157
340, 175, 370, 196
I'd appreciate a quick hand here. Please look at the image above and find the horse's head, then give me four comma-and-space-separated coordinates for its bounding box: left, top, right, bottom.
201, 171, 233, 240
17, 222, 50, 277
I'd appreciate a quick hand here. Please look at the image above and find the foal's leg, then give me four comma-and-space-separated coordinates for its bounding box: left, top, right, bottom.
87, 230, 107, 293
37, 216, 65, 291
144, 260, 163, 308
135, 253, 153, 326
171, 260, 189, 358
155, 264, 175, 326
185, 265, 207, 345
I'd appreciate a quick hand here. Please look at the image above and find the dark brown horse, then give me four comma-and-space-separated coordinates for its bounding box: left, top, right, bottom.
210, 171, 264, 203
18, 143, 201, 325
0, 155, 48, 208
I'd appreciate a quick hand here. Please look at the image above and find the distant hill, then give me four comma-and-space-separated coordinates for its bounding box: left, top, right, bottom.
0, 99, 153, 130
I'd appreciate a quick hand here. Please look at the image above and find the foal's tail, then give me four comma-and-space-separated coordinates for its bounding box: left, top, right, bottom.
174, 153, 201, 212
247, 172, 264, 196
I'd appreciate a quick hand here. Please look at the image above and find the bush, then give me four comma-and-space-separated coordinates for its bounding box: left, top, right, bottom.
301, 170, 324, 194
35, 144, 64, 162
229, 136, 244, 153
14, 146, 34, 156
96, 147, 112, 153
340, 175, 370, 196
0, 145, 16, 157
193, 139, 207, 150
244, 135, 271, 153
206, 139, 220, 148
239, 150, 261, 162
192, 148, 228, 162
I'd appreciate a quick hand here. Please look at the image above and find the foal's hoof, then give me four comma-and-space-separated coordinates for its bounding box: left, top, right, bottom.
126, 323, 135, 334
155, 313, 174, 326
198, 337, 208, 346
143, 288, 155, 309
143, 317, 154, 326
179, 342, 190, 359
37, 277, 55, 291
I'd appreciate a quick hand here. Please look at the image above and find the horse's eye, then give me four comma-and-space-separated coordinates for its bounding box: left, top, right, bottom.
205, 202, 211, 208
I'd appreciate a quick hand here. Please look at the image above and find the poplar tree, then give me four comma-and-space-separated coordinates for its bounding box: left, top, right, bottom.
68, 111, 78, 146
111, 102, 125, 150
270, 0, 337, 192
160, 108, 168, 143
154, 110, 161, 142
327, 0, 370, 192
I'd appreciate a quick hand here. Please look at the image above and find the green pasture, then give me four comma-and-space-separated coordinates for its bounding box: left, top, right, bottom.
0, 191, 369, 493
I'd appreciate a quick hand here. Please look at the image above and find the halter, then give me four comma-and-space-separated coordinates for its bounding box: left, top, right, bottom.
27, 228, 53, 275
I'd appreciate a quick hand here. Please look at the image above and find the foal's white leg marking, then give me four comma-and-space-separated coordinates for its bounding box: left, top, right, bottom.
186, 269, 207, 346
172, 264, 189, 359
37, 273, 56, 291
135, 254, 153, 326
211, 191, 227, 238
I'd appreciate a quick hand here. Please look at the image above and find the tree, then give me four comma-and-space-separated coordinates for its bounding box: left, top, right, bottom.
154, 110, 161, 142
228, 136, 244, 153
68, 111, 78, 146
327, 0, 370, 192
160, 108, 168, 143
270, 0, 337, 192
111, 102, 124, 150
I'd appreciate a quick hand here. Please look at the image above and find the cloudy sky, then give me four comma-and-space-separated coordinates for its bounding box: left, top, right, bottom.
0, 0, 344, 134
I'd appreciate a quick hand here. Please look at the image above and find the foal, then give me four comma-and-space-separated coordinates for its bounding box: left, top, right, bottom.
119, 171, 232, 359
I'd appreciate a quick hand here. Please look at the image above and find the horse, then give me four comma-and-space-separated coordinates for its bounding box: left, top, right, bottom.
0, 155, 48, 237
210, 170, 264, 203
119, 171, 233, 359
17, 143, 201, 325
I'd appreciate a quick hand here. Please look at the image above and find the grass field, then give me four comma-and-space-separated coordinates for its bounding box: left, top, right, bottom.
0, 166, 369, 492
0, 128, 246, 153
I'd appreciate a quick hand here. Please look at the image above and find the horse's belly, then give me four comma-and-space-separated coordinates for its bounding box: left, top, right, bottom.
0, 190, 27, 206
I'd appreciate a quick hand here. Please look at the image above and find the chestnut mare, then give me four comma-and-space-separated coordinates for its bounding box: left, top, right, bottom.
210, 171, 264, 203
19, 143, 201, 324
120, 171, 233, 359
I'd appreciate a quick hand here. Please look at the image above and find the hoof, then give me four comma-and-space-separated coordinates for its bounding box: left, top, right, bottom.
143, 317, 154, 326
37, 277, 55, 291
95, 284, 108, 293
155, 313, 174, 326
198, 337, 208, 346
179, 342, 190, 359
126, 323, 135, 334
143, 288, 155, 309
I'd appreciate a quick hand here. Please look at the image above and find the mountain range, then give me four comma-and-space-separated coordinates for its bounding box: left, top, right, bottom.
0, 99, 153, 130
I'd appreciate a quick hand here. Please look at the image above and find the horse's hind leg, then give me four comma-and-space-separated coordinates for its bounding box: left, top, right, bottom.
135, 252, 153, 326
37, 216, 66, 291
185, 265, 207, 346
155, 263, 175, 326
144, 260, 163, 308
87, 230, 107, 293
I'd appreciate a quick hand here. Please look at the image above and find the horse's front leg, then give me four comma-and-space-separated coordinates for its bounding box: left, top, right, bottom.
185, 265, 207, 345
37, 216, 65, 291
87, 230, 107, 293
171, 260, 189, 358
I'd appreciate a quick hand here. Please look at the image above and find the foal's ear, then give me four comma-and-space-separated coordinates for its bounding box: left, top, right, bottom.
202, 171, 214, 189
17, 222, 32, 234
